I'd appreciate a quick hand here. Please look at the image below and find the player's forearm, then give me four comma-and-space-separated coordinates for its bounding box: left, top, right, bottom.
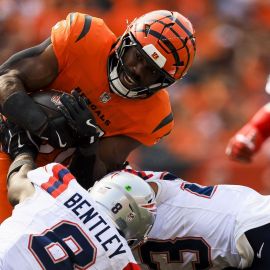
7, 153, 36, 206
7, 153, 36, 186
0, 39, 58, 136
69, 149, 107, 189
69, 150, 97, 189
249, 103, 270, 139
2, 91, 49, 136
226, 103, 270, 162
0, 71, 49, 136
0, 70, 25, 101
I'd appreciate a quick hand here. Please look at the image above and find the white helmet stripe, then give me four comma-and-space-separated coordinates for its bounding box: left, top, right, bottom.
142, 44, 166, 68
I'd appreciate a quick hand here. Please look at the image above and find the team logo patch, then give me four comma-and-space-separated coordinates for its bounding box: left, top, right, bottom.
126, 212, 136, 222
51, 94, 61, 106
151, 52, 159, 60
142, 44, 166, 68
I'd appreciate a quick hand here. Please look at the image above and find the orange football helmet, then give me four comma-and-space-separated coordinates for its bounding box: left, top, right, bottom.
109, 10, 196, 98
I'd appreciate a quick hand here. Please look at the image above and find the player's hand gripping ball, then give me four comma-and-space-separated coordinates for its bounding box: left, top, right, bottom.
30, 90, 77, 149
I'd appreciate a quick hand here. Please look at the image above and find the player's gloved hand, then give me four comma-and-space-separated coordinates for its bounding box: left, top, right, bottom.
225, 124, 264, 163
59, 89, 98, 138
40, 117, 75, 149
59, 89, 99, 156
0, 117, 41, 160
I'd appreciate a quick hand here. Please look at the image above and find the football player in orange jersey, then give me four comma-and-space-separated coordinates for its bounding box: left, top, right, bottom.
0, 10, 196, 222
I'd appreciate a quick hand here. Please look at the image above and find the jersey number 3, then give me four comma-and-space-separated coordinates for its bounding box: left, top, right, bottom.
139, 237, 212, 270
28, 221, 97, 269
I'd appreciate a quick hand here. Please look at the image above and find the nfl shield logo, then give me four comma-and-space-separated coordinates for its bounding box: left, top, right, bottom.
100, 92, 111, 103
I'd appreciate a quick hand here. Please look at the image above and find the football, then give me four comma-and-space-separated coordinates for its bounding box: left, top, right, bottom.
30, 89, 65, 119
30, 89, 76, 148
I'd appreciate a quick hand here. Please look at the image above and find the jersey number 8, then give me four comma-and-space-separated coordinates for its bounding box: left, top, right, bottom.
28, 221, 97, 269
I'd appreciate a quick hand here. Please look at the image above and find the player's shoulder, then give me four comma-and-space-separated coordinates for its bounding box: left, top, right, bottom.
135, 171, 184, 204
147, 89, 173, 121
52, 12, 115, 44
149, 179, 182, 206
122, 169, 182, 195
150, 89, 171, 110
67, 12, 107, 33
144, 89, 174, 143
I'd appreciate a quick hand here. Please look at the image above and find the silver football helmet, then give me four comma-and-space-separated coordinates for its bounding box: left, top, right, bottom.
89, 171, 156, 248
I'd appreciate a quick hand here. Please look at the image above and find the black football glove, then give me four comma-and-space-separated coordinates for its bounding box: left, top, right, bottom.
40, 117, 76, 149
0, 117, 41, 160
58, 89, 99, 156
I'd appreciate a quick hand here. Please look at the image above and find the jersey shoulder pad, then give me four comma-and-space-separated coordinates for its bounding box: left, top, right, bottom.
52, 12, 93, 44
51, 12, 116, 69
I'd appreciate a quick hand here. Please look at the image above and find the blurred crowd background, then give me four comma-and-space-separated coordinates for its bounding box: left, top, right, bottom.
1, 0, 270, 192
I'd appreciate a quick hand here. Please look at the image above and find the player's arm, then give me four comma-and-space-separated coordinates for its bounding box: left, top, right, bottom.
98, 136, 140, 171
59, 91, 140, 186
69, 135, 140, 188
0, 119, 40, 205
94, 109, 173, 183
7, 153, 36, 206
0, 38, 58, 136
226, 103, 270, 162
96, 135, 140, 176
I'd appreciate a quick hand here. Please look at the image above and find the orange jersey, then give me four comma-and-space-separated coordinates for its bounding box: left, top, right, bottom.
0, 12, 174, 222
48, 12, 174, 146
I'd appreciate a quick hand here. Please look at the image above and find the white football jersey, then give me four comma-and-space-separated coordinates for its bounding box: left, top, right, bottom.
0, 163, 138, 270
130, 170, 270, 270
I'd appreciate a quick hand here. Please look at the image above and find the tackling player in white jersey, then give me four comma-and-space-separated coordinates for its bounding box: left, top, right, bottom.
1, 110, 267, 270
0, 151, 156, 269
100, 169, 269, 270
